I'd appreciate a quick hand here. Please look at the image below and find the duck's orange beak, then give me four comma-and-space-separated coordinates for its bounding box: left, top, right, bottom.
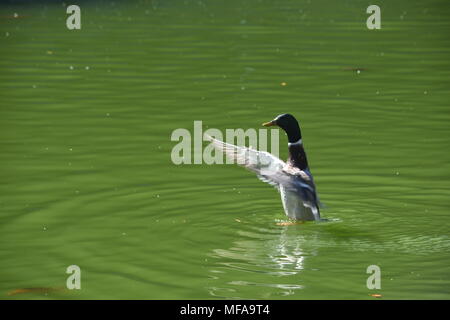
262, 120, 276, 127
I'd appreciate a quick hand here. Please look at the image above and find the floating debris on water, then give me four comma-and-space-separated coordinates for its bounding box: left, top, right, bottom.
7, 287, 66, 296
1, 13, 30, 19
342, 67, 365, 73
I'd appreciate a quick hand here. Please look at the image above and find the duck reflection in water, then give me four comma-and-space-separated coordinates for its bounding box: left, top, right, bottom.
207, 224, 319, 298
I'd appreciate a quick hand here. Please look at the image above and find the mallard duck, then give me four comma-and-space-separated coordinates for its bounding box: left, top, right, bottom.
206, 114, 321, 221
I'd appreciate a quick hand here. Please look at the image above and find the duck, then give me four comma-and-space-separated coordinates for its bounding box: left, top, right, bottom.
206, 113, 321, 221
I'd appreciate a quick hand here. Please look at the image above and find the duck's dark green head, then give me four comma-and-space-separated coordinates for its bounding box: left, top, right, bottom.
262, 113, 302, 143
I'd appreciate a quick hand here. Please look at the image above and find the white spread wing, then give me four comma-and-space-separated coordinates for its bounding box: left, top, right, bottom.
205, 134, 287, 189
205, 134, 322, 215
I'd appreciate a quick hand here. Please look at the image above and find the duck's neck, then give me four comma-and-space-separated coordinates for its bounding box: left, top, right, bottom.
287, 139, 309, 170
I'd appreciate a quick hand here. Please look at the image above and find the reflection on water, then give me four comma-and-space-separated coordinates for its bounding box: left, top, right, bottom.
207, 209, 450, 298
209, 224, 322, 297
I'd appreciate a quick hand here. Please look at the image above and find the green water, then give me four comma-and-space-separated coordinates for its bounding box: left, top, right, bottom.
1, 0, 449, 299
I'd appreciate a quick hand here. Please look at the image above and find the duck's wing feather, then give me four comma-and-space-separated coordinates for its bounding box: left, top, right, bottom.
205, 134, 287, 189
205, 134, 322, 210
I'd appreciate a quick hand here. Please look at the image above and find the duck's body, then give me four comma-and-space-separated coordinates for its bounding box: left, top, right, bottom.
280, 138, 320, 220
206, 113, 321, 221
280, 183, 318, 220
279, 162, 320, 220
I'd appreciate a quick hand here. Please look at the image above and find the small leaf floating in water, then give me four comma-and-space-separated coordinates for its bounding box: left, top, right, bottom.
7, 287, 67, 296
